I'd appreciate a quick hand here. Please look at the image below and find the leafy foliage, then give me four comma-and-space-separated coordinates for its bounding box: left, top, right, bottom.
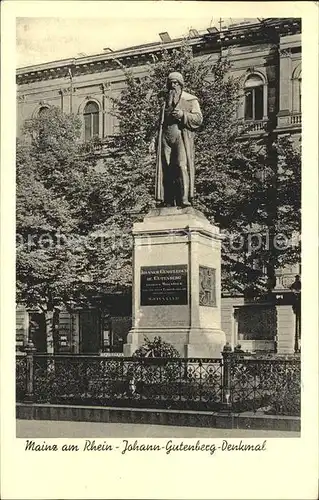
274, 135, 301, 266
16, 108, 91, 311
109, 43, 301, 294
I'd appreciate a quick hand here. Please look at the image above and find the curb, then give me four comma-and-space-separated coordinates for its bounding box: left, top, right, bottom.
16, 403, 300, 432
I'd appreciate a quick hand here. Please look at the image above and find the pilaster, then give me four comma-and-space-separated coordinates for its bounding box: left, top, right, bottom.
124, 207, 226, 357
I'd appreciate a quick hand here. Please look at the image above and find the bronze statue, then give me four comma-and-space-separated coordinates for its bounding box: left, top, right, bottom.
155, 72, 203, 208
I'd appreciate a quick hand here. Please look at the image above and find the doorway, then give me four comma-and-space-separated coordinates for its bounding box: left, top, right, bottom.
234, 304, 276, 352
79, 309, 101, 353
29, 312, 47, 352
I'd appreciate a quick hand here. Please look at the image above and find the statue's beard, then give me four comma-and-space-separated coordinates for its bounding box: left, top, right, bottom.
167, 87, 182, 109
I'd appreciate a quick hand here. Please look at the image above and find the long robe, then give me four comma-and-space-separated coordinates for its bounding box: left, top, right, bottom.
155, 90, 203, 204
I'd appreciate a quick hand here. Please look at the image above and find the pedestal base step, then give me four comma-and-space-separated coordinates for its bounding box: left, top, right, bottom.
124, 327, 226, 358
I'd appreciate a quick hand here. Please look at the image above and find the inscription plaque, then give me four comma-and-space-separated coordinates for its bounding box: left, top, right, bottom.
199, 266, 216, 307
140, 265, 188, 306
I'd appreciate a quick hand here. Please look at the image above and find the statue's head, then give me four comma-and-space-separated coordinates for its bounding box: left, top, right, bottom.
167, 72, 184, 90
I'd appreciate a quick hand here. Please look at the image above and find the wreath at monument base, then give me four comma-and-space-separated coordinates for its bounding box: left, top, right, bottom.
132, 336, 180, 358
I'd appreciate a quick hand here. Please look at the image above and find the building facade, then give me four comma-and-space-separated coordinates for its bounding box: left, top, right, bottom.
16, 18, 301, 355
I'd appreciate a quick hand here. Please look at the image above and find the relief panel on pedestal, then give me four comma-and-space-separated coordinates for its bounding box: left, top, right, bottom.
199, 266, 216, 307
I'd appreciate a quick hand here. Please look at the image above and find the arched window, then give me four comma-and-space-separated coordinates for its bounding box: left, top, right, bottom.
38, 106, 49, 116
244, 75, 264, 121
83, 101, 99, 141
292, 67, 301, 113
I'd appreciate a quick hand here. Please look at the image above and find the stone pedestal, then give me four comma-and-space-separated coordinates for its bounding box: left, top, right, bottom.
124, 207, 226, 358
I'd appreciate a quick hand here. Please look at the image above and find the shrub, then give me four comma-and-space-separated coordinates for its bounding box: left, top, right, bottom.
132, 336, 180, 358
131, 336, 181, 384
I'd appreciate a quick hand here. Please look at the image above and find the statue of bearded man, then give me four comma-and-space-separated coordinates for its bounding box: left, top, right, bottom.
155, 71, 203, 208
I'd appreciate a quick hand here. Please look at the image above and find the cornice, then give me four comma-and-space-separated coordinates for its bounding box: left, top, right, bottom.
16, 37, 208, 85
16, 17, 301, 86
203, 17, 301, 48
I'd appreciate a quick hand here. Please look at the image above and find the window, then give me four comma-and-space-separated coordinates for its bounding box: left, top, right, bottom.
83, 101, 99, 140
244, 74, 264, 121
292, 67, 301, 113
236, 305, 276, 341
38, 106, 49, 116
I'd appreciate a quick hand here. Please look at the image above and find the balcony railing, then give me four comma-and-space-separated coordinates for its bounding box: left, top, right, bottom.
238, 119, 268, 136
16, 347, 301, 416
248, 119, 268, 132
290, 113, 301, 125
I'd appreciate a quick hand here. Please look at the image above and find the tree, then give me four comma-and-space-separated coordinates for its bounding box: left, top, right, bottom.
16, 108, 96, 351
275, 136, 301, 266
104, 43, 301, 295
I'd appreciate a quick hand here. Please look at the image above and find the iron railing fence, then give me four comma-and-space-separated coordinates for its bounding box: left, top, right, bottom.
16, 355, 27, 401
16, 348, 301, 415
227, 357, 301, 415
17, 353, 223, 412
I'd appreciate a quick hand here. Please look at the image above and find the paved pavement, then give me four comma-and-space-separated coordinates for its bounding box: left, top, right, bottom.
16, 419, 300, 438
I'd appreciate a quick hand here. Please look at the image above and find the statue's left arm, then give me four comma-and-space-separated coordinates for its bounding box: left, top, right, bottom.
181, 99, 203, 131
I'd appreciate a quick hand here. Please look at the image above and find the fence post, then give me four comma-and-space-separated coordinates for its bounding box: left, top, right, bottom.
24, 341, 36, 403
221, 342, 232, 412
